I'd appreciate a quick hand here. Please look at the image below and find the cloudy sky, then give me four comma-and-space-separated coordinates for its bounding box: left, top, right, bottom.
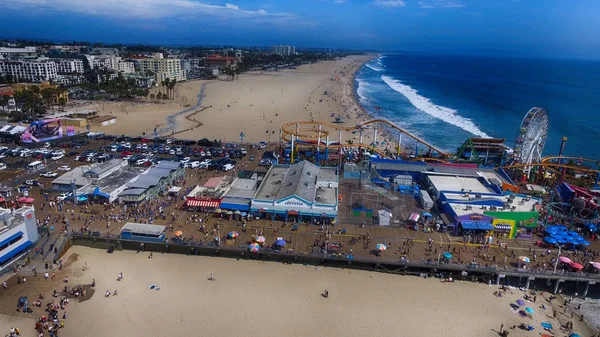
2, 0, 599, 58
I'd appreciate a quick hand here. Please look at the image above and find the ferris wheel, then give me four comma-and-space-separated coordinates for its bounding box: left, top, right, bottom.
513, 107, 549, 174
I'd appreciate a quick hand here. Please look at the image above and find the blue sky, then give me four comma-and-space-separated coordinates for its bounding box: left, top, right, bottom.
2, 0, 599, 58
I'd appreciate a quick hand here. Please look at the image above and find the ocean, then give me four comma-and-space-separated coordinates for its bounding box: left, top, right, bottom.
356, 53, 600, 329
356, 53, 600, 159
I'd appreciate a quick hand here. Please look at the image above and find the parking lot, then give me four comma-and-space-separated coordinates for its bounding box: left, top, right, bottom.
0, 136, 280, 195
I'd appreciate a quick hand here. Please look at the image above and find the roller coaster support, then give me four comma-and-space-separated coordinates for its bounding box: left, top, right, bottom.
397, 133, 402, 157
559, 137, 567, 184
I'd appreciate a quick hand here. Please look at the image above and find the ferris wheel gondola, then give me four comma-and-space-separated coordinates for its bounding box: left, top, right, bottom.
513, 107, 549, 176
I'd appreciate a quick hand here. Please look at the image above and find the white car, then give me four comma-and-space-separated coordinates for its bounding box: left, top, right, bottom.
180, 157, 190, 164
142, 144, 148, 150
110, 145, 118, 152
123, 155, 133, 160
51, 154, 64, 161
0, 163, 6, 171
222, 163, 235, 171
200, 159, 211, 165
58, 166, 71, 171
57, 193, 71, 202
257, 142, 267, 149
166, 139, 174, 144
40, 171, 58, 178
123, 142, 131, 149
169, 150, 175, 155
186, 161, 200, 168
44, 142, 51, 148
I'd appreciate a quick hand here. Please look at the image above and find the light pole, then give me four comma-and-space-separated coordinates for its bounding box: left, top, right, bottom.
553, 244, 563, 275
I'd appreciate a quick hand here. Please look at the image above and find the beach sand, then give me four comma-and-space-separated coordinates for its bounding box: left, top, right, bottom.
71, 55, 378, 147
1, 245, 595, 337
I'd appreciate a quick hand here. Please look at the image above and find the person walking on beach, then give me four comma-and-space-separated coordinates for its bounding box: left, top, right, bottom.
209, 274, 215, 281
44, 272, 49, 281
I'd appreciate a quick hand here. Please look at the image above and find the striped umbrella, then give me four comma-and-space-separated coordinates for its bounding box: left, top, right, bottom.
227, 231, 239, 238
255, 236, 266, 243
248, 243, 260, 252
376, 243, 387, 251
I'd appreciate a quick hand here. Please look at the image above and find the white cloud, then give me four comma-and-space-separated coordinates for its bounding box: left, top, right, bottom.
418, 1, 465, 8
3, 0, 285, 20
373, 0, 405, 7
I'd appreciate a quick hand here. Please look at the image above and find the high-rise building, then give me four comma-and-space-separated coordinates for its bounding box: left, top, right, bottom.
138, 54, 186, 82
0, 59, 58, 82
272, 45, 296, 56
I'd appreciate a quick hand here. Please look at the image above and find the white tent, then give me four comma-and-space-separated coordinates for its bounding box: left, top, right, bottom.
168, 186, 182, 194
378, 209, 393, 226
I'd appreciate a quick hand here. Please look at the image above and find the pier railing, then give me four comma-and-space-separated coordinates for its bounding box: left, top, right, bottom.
68, 233, 600, 284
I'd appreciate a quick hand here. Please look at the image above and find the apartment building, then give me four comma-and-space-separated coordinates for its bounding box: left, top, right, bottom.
0, 59, 58, 82
138, 53, 186, 82
272, 45, 296, 56
0, 47, 38, 59
52, 59, 85, 74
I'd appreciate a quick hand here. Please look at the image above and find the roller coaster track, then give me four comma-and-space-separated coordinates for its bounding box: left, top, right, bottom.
281, 119, 450, 157
504, 162, 600, 174
541, 156, 600, 165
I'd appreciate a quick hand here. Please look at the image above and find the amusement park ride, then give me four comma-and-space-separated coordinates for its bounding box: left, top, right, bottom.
280, 106, 600, 187
21, 118, 76, 143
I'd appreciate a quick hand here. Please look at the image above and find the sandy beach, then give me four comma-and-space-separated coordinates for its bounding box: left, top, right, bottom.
0, 245, 596, 337
70, 55, 376, 145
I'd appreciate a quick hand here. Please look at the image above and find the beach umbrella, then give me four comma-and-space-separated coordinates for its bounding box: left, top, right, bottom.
214, 208, 223, 213
443, 252, 452, 259
559, 256, 572, 264
544, 237, 557, 244
174, 230, 183, 237
233, 210, 241, 215
376, 243, 387, 251
591, 262, 600, 269
275, 239, 286, 246
565, 236, 577, 244
255, 236, 266, 243
541, 322, 553, 330
570, 262, 584, 270
519, 256, 531, 263
556, 237, 567, 244
248, 243, 260, 252
525, 307, 534, 314
570, 334, 581, 337
567, 230, 578, 236
227, 231, 239, 238
516, 299, 525, 306
580, 240, 591, 246
240, 212, 248, 217
226, 211, 233, 215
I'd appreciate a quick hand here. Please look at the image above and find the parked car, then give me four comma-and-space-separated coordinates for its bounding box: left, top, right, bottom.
40, 171, 58, 178
57, 193, 71, 202
25, 180, 40, 186
58, 165, 71, 171
222, 163, 235, 171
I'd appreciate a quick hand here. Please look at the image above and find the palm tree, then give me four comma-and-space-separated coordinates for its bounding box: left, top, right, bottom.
163, 78, 170, 98
41, 87, 56, 112
0, 96, 8, 112
58, 97, 66, 112
167, 80, 176, 99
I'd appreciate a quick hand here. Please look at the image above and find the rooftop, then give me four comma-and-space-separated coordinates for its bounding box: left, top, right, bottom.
53, 165, 93, 187
446, 193, 541, 218
121, 222, 165, 236
79, 166, 145, 196
223, 178, 258, 199
254, 161, 338, 205
428, 175, 491, 194
126, 174, 161, 189
156, 161, 180, 171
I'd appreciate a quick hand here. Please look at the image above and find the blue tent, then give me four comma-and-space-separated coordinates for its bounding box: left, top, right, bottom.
544, 237, 557, 244
93, 187, 110, 198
